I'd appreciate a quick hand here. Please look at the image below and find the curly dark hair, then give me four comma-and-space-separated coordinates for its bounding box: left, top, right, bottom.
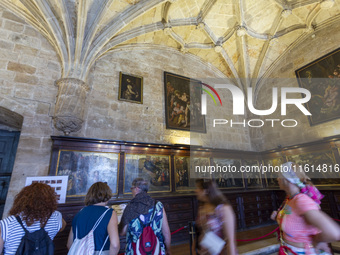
9, 183, 58, 227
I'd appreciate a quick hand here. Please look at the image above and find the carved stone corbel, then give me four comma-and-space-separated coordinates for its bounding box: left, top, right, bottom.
53, 78, 90, 135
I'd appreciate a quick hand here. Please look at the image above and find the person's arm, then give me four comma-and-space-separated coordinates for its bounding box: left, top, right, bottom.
66, 227, 74, 250
161, 208, 171, 255
59, 218, 67, 233
220, 204, 237, 255
304, 210, 340, 245
0, 227, 4, 254
107, 210, 120, 255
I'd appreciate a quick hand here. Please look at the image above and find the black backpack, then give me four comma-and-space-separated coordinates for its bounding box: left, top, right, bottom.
15, 216, 54, 255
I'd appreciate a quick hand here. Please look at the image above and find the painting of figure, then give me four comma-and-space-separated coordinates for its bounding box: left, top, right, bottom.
119, 72, 143, 104
262, 157, 285, 188
212, 158, 244, 188
124, 154, 171, 193
287, 150, 340, 186
56, 150, 119, 197
164, 72, 206, 133
242, 159, 263, 189
295, 47, 340, 125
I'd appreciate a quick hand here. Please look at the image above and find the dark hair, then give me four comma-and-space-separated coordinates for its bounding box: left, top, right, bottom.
132, 178, 149, 192
195, 179, 229, 207
9, 183, 58, 227
85, 182, 112, 206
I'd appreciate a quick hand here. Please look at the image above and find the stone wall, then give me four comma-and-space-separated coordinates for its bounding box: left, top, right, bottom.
0, 7, 61, 217
85, 47, 251, 150
0, 7, 251, 216
251, 24, 340, 151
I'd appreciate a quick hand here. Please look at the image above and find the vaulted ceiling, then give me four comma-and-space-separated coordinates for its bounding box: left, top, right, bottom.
1, 0, 340, 97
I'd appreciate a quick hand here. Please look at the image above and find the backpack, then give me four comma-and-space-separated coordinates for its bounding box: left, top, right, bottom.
133, 202, 161, 255
15, 216, 54, 255
68, 208, 110, 255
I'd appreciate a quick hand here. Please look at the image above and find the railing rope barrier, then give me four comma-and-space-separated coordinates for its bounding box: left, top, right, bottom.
236, 227, 279, 242
117, 218, 340, 255
171, 225, 187, 235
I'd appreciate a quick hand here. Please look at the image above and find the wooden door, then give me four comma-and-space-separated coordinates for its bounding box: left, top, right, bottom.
0, 130, 20, 218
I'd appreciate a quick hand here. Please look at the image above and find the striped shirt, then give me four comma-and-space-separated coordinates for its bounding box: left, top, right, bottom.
0, 211, 63, 255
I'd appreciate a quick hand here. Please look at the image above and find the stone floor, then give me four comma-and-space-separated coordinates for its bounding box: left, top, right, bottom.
171, 226, 340, 255
171, 239, 340, 255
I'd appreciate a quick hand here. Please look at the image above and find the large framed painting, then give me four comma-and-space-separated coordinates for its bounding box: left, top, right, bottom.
262, 157, 285, 188
55, 150, 119, 197
119, 72, 143, 104
242, 159, 263, 188
295, 47, 340, 125
211, 158, 244, 188
174, 156, 210, 191
164, 72, 206, 133
123, 154, 171, 193
286, 150, 340, 186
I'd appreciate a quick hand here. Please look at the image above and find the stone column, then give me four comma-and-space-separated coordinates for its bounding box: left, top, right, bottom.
53, 78, 90, 135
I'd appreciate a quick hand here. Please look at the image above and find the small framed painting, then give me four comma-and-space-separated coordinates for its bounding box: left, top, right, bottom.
119, 72, 143, 104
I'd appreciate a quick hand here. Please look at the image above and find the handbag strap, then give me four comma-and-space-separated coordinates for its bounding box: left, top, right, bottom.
92, 208, 111, 231
16, 216, 29, 234
16, 215, 47, 233
98, 235, 110, 254
75, 207, 111, 239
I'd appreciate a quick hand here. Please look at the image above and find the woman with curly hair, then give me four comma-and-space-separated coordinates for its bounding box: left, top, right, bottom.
0, 182, 66, 254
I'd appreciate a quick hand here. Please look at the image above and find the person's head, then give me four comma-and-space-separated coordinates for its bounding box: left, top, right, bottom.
278, 162, 324, 203
85, 182, 112, 206
277, 162, 312, 191
9, 183, 58, 227
195, 179, 228, 206
131, 178, 148, 197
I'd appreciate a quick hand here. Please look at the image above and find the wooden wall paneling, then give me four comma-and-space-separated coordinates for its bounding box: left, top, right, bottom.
158, 196, 195, 243
257, 192, 274, 225
320, 191, 334, 217
118, 151, 125, 197
170, 154, 175, 192
333, 191, 340, 219
49, 136, 340, 253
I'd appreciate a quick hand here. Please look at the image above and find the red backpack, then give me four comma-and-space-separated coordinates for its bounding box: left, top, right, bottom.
133, 202, 161, 255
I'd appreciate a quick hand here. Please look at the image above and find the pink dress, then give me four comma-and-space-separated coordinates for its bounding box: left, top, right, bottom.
277, 193, 321, 254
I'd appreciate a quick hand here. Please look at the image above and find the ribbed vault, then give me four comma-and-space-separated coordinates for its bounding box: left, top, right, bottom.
1, 0, 339, 100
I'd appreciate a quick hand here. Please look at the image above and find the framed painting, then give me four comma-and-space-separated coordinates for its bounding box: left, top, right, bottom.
174, 156, 209, 191
164, 72, 206, 133
242, 159, 263, 189
55, 150, 119, 197
211, 158, 244, 188
295, 47, 340, 125
119, 72, 143, 104
262, 157, 285, 188
286, 150, 340, 186
123, 154, 171, 194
